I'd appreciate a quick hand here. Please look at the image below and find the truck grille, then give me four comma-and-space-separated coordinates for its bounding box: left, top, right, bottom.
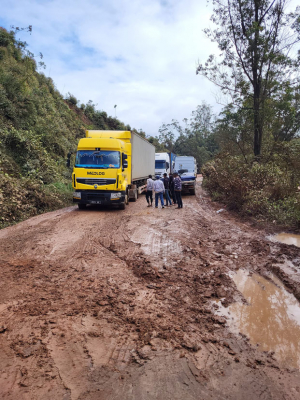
87, 193, 107, 201
76, 178, 116, 186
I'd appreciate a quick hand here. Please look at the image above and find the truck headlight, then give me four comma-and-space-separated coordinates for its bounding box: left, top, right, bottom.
73, 192, 81, 199
111, 192, 121, 199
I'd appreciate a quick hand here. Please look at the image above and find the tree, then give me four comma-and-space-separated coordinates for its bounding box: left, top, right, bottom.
158, 103, 219, 168
147, 135, 167, 152
197, 0, 300, 157
158, 124, 176, 152
214, 104, 254, 161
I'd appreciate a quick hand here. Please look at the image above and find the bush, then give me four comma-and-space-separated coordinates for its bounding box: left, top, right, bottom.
0, 173, 73, 229
202, 151, 300, 228
66, 92, 78, 106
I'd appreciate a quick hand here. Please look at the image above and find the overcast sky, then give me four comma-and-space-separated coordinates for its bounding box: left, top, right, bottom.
0, 0, 298, 136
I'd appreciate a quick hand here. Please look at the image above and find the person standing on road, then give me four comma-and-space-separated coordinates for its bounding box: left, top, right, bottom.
163, 173, 172, 207
146, 174, 154, 207
153, 178, 165, 208
173, 172, 183, 209
169, 173, 176, 205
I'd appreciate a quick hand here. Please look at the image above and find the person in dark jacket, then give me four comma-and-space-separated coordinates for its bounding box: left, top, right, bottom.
169, 173, 176, 204
163, 173, 172, 206
173, 172, 183, 208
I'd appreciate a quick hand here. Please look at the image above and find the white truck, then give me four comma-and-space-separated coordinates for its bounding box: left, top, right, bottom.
174, 156, 197, 195
155, 152, 176, 178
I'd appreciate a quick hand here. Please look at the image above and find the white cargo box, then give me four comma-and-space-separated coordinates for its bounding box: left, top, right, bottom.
131, 132, 155, 181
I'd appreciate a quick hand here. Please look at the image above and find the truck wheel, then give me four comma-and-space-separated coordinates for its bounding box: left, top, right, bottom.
189, 188, 196, 195
132, 189, 138, 202
119, 202, 126, 210
78, 204, 87, 209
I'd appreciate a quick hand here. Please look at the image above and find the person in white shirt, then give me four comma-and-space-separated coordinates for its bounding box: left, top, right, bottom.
153, 178, 165, 208
146, 175, 154, 207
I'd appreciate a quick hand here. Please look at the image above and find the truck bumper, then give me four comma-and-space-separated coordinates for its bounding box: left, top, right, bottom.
182, 181, 195, 189
73, 190, 126, 205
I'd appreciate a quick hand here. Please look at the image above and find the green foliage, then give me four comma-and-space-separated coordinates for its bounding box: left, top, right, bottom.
197, 0, 300, 157
202, 147, 300, 228
66, 92, 78, 106
0, 173, 73, 229
146, 135, 167, 152
195, 2, 300, 228
158, 103, 219, 169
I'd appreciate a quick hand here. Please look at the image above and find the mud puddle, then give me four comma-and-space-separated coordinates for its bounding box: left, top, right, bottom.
215, 270, 300, 369
274, 233, 300, 247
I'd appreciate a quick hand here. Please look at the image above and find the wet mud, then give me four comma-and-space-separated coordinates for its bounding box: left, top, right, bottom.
274, 233, 300, 248
0, 179, 300, 399
215, 270, 300, 369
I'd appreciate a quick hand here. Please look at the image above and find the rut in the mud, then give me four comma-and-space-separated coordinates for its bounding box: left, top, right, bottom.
0, 179, 300, 399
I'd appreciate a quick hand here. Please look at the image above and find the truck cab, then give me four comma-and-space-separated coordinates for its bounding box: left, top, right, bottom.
72, 130, 155, 210
155, 152, 170, 178
72, 131, 130, 210
174, 156, 197, 195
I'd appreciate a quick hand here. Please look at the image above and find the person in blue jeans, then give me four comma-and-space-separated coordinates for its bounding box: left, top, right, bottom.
163, 173, 172, 206
153, 178, 165, 208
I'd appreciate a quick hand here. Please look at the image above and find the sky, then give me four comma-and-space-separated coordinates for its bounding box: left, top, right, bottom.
0, 0, 298, 136
0, 0, 220, 136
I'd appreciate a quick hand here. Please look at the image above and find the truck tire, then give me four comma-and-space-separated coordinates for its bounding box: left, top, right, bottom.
119, 202, 126, 210
189, 186, 196, 195
132, 189, 138, 202
78, 204, 87, 209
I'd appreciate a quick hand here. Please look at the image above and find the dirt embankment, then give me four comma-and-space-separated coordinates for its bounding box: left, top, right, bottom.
0, 179, 300, 399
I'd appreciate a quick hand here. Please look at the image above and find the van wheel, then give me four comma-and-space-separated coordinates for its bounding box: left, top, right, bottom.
78, 204, 87, 209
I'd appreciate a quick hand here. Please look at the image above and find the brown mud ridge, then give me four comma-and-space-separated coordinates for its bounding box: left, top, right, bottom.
0, 180, 300, 399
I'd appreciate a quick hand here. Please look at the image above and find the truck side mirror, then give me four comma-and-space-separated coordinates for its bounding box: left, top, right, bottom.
122, 153, 128, 170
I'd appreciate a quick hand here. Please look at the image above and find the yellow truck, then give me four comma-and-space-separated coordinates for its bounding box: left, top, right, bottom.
72, 130, 155, 210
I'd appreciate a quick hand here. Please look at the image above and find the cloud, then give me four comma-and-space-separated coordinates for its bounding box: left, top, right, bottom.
3, 0, 275, 135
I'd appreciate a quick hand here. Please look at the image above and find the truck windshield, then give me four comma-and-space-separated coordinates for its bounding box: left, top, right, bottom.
155, 160, 166, 169
176, 163, 195, 173
75, 150, 120, 168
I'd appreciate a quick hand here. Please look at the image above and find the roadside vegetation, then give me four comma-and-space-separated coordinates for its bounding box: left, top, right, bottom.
197, 0, 300, 229
155, 0, 300, 229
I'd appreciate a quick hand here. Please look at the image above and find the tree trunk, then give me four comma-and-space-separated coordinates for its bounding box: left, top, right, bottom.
253, 93, 261, 157
253, 1, 261, 158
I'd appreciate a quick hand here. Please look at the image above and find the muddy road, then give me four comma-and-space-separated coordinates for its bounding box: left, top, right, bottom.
1, 179, 300, 399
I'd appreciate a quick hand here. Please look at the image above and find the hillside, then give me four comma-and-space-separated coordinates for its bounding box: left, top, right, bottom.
0, 28, 138, 228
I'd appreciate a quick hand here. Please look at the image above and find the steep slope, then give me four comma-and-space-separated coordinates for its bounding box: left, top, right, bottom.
0, 28, 135, 228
